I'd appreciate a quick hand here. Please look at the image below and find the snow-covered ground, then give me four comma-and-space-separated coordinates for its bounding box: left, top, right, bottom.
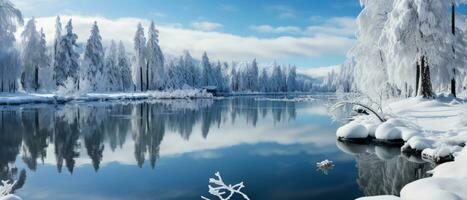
337, 95, 467, 200
0, 89, 212, 105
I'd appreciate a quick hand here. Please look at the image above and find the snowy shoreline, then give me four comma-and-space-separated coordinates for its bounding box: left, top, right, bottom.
0, 89, 213, 105
336, 95, 467, 200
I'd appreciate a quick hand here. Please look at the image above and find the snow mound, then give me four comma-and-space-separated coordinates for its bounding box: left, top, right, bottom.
336, 122, 369, 139
375, 122, 402, 140
403, 136, 434, 151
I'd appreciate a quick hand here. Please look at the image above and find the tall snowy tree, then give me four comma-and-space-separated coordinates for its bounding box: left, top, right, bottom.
118, 41, 133, 91
21, 18, 41, 91
182, 51, 199, 87
83, 22, 105, 91
105, 40, 120, 91
0, 0, 23, 92
287, 66, 297, 92
146, 21, 165, 90
247, 59, 259, 91
54, 19, 80, 90
133, 23, 146, 92
201, 52, 213, 86
37, 28, 53, 91
53, 16, 62, 67
259, 68, 269, 92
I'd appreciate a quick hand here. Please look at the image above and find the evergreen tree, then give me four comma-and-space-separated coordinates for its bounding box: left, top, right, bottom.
201, 52, 213, 86
133, 23, 146, 92
83, 22, 105, 91
21, 18, 41, 91
118, 41, 133, 91
54, 19, 80, 89
287, 66, 297, 92
259, 68, 269, 92
0, 0, 23, 92
146, 21, 165, 90
105, 40, 120, 91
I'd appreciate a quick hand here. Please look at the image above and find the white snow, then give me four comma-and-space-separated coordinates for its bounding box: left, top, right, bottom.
336, 122, 369, 139
344, 96, 467, 200
0, 89, 212, 105
400, 147, 467, 200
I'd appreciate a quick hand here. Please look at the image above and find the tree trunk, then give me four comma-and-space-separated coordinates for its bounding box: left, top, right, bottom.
140, 66, 143, 92
146, 62, 149, 91
418, 56, 434, 98
35, 65, 39, 92
451, 69, 457, 97
451, 4, 457, 97
415, 61, 420, 96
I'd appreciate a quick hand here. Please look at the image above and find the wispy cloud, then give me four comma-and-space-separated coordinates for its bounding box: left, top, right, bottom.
191, 21, 224, 31
298, 65, 341, 79
218, 4, 238, 12
250, 25, 301, 34
267, 5, 296, 19
306, 17, 356, 37
250, 17, 356, 38
17, 15, 354, 63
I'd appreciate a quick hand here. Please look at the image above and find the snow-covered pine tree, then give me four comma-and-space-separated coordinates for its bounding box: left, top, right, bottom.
0, 0, 23, 92
146, 21, 165, 90
53, 16, 62, 67
230, 67, 239, 92
37, 28, 53, 92
105, 40, 120, 91
133, 23, 146, 92
345, 0, 393, 97
118, 41, 133, 91
380, 0, 465, 98
249, 59, 259, 91
83, 22, 105, 91
182, 51, 198, 87
259, 68, 269, 92
21, 18, 41, 92
287, 66, 297, 92
201, 52, 213, 87
54, 19, 80, 90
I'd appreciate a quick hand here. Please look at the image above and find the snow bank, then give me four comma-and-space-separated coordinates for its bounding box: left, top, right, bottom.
336, 122, 369, 139
400, 148, 467, 200
0, 89, 212, 105
343, 96, 467, 200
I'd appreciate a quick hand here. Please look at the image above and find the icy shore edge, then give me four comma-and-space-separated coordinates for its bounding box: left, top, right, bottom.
0, 89, 213, 105
337, 96, 467, 200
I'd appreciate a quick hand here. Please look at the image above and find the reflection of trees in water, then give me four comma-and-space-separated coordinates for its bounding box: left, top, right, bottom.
337, 142, 434, 197
0, 98, 297, 175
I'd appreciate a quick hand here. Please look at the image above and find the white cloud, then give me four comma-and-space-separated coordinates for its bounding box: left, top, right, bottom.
250, 25, 301, 34
267, 5, 296, 19
190, 21, 223, 31
11, 0, 66, 11
17, 15, 354, 63
298, 65, 341, 79
306, 17, 356, 37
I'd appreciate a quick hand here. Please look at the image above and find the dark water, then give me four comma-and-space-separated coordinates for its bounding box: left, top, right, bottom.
0, 96, 433, 200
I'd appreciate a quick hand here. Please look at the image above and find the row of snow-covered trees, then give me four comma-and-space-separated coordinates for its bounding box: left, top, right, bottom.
0, 0, 311, 94
334, 0, 467, 98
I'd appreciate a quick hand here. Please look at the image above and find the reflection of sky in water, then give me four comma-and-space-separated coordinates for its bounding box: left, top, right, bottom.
1, 97, 364, 199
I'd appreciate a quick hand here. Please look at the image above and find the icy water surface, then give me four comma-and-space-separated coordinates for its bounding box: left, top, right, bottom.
0, 96, 433, 200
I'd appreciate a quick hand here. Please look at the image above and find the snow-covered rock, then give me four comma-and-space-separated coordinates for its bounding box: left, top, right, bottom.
336, 122, 369, 139
375, 122, 402, 141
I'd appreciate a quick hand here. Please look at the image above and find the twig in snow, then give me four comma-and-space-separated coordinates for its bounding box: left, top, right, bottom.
201, 172, 250, 200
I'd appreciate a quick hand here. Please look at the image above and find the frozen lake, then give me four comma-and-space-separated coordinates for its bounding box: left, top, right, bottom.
0, 95, 433, 200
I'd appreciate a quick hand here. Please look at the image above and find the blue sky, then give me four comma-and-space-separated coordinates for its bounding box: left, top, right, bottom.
13, 0, 363, 75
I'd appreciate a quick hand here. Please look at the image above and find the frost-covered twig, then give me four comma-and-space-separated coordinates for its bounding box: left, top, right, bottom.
332, 101, 386, 122
316, 159, 335, 175
201, 172, 250, 200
